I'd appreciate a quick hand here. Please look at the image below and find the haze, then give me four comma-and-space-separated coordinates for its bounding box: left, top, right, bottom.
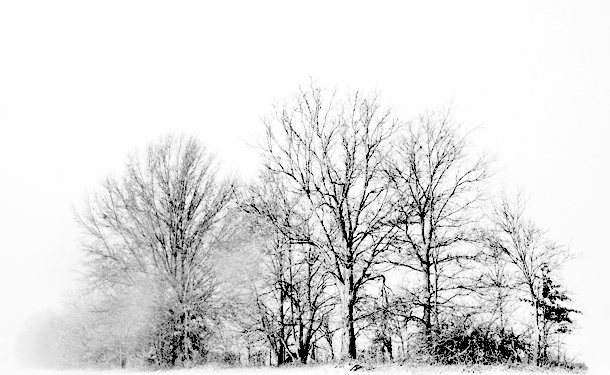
1, 1, 608, 373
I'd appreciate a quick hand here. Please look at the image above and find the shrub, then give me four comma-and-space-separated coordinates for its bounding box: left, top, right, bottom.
431, 323, 530, 365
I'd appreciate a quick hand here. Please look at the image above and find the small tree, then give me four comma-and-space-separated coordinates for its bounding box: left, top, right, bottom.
477, 240, 520, 333
538, 265, 580, 363
365, 277, 396, 362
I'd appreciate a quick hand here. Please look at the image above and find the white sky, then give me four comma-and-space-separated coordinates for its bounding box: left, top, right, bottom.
1, 1, 609, 372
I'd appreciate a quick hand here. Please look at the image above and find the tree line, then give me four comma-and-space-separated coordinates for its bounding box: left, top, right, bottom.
18, 83, 580, 370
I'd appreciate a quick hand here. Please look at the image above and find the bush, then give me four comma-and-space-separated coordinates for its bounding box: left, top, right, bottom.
430, 323, 530, 365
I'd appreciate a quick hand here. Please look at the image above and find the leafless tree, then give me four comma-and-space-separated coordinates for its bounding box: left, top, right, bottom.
361, 277, 397, 362
477, 242, 519, 332
485, 190, 573, 365
17, 283, 156, 370
259, 82, 400, 360
242, 171, 335, 364
75, 134, 235, 366
384, 109, 490, 344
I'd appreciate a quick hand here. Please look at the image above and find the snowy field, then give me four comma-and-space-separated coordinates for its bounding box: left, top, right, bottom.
0, 364, 588, 375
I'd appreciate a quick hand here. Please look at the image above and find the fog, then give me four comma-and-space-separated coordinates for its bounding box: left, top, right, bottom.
2, 0, 609, 372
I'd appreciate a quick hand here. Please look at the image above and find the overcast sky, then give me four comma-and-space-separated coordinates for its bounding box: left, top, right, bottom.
1, 1, 608, 370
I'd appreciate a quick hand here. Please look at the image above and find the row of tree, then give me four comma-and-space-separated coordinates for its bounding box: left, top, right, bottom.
18, 83, 580, 369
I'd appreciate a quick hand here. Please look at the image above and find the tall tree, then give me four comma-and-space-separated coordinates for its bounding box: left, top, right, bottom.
76, 134, 235, 367
385, 109, 490, 343
259, 82, 400, 359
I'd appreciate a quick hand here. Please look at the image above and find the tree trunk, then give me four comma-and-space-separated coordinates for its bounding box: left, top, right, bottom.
278, 302, 285, 365
530, 282, 541, 366
534, 301, 540, 366
278, 250, 287, 366
339, 271, 357, 360
384, 336, 393, 361
423, 264, 432, 341
298, 347, 309, 364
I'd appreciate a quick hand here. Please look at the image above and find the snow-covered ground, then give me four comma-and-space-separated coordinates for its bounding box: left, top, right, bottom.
0, 364, 589, 375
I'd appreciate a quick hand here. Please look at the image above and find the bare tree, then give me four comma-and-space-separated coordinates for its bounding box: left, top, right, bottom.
384, 109, 490, 344
485, 190, 574, 365
242, 171, 334, 364
362, 277, 397, 362
17, 283, 156, 370
259, 82, 400, 360
477, 242, 519, 332
76, 134, 235, 367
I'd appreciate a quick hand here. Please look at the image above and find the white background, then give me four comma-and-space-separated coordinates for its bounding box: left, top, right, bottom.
1, 1, 608, 372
